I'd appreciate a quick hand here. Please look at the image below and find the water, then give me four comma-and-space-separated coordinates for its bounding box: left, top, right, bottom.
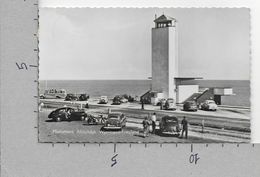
39, 80, 250, 107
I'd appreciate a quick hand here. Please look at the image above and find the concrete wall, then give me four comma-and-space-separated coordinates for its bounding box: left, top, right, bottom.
177, 85, 199, 103
152, 26, 177, 99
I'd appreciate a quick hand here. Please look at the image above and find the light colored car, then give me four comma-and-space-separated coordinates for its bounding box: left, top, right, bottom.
99, 96, 108, 104
200, 100, 218, 111
120, 97, 128, 103
164, 98, 177, 110
41, 89, 67, 99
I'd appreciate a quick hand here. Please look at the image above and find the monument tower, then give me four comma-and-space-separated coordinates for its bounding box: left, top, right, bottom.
151, 14, 179, 99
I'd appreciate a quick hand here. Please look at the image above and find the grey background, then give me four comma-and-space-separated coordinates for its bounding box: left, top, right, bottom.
1, 0, 260, 176
39, 8, 250, 80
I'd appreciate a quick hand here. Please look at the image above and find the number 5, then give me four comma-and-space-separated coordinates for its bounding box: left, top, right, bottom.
16, 62, 28, 70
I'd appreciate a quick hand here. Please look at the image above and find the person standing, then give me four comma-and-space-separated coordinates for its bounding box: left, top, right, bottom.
85, 100, 89, 108
151, 112, 156, 134
181, 116, 188, 139
142, 117, 149, 137
141, 98, 144, 110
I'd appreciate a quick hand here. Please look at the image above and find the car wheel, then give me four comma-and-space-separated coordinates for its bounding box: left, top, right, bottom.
55, 117, 61, 122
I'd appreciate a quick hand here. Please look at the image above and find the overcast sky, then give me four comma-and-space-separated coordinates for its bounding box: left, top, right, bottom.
39, 8, 250, 80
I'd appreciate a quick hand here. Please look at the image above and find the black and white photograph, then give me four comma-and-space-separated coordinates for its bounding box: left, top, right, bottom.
39, 8, 250, 143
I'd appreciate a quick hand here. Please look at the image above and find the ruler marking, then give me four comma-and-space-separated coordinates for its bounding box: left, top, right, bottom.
29, 64, 38, 68
191, 144, 193, 152
114, 143, 116, 153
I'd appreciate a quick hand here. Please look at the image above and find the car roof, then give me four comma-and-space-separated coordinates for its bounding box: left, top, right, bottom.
162, 116, 178, 120
55, 107, 74, 111
109, 112, 122, 115
205, 100, 215, 102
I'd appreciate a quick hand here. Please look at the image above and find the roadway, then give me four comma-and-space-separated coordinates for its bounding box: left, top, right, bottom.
38, 102, 250, 143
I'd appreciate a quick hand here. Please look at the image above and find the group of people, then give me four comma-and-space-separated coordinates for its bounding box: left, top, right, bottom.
142, 113, 157, 137
142, 113, 188, 139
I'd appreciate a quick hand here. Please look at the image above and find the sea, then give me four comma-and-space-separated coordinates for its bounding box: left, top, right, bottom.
39, 80, 250, 107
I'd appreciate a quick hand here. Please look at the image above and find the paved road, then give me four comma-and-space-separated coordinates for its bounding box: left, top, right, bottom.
39, 109, 222, 143
88, 104, 250, 132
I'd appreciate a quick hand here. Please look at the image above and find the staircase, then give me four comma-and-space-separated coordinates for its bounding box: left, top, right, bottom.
183, 88, 214, 104
140, 90, 152, 104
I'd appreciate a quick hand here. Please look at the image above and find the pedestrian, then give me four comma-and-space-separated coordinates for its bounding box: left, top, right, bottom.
142, 117, 149, 137
141, 98, 144, 110
39, 102, 44, 112
85, 100, 89, 108
181, 116, 188, 139
151, 112, 156, 134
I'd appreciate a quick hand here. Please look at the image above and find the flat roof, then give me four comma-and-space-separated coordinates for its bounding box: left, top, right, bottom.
174, 77, 203, 80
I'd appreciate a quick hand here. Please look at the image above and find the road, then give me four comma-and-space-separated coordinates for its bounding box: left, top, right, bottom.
38, 107, 249, 143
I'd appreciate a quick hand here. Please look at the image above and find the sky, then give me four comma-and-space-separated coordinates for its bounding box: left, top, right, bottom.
39, 8, 250, 80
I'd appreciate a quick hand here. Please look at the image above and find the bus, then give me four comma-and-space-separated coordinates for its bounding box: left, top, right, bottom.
40, 89, 67, 99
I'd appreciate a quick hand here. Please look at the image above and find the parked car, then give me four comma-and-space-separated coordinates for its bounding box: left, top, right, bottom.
183, 101, 198, 111
48, 107, 87, 122
65, 94, 78, 101
120, 97, 128, 103
78, 94, 89, 101
158, 98, 166, 106
41, 89, 67, 99
98, 96, 108, 104
164, 98, 177, 110
200, 100, 218, 111
102, 112, 126, 130
159, 116, 181, 136
112, 96, 121, 105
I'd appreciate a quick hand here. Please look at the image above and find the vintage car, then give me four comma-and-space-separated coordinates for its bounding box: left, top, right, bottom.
98, 96, 108, 104
120, 97, 128, 103
102, 112, 126, 130
40, 89, 67, 99
48, 107, 87, 122
183, 101, 198, 111
158, 98, 166, 106
78, 94, 89, 101
200, 100, 218, 111
164, 98, 177, 110
112, 96, 121, 105
65, 94, 78, 101
159, 116, 181, 136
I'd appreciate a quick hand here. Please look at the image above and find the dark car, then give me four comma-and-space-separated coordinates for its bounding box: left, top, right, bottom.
48, 107, 87, 122
159, 116, 181, 136
103, 112, 126, 130
98, 96, 108, 104
65, 94, 78, 101
78, 94, 89, 101
183, 101, 198, 111
112, 96, 121, 105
